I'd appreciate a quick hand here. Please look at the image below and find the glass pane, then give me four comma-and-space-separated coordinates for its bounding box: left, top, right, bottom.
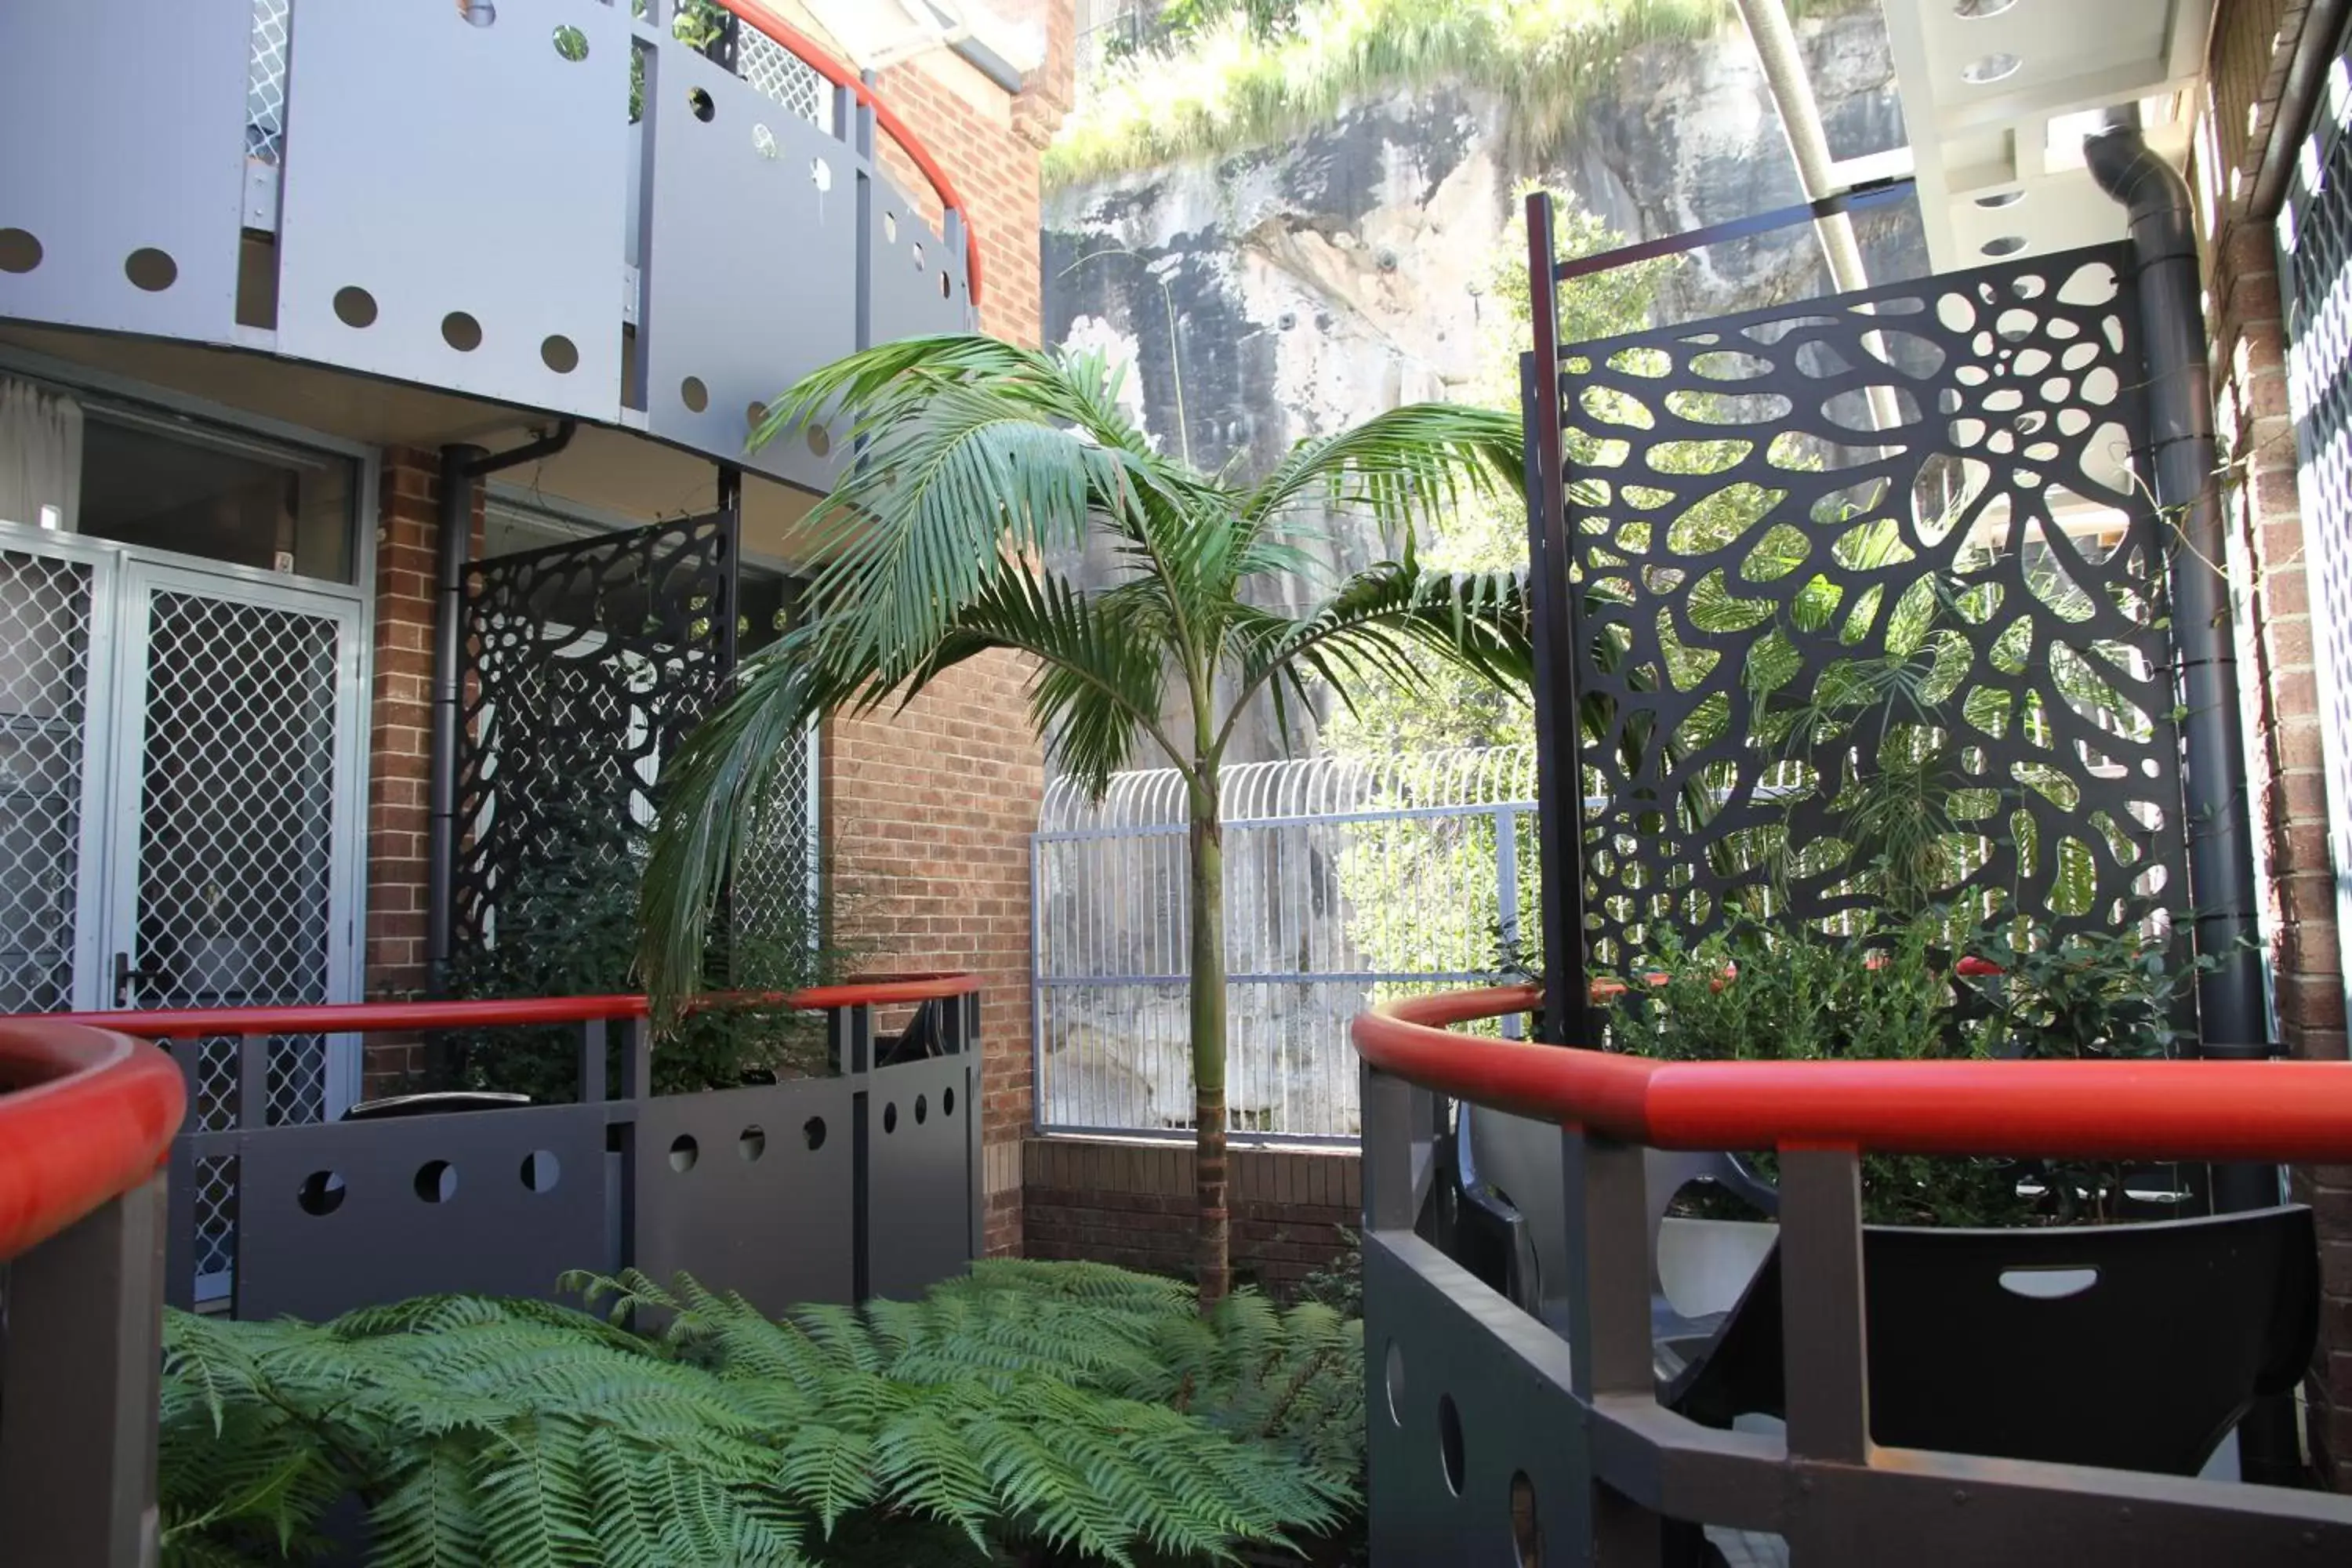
78, 415, 357, 583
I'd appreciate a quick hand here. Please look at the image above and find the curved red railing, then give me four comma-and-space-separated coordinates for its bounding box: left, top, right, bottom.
0, 1021, 187, 1261
38, 974, 982, 1040
720, 0, 987, 307
1354, 985, 2352, 1163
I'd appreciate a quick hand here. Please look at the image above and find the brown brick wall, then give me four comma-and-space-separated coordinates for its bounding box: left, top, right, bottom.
1024, 1138, 1360, 1300
362, 449, 445, 1088
829, 7, 1073, 1257
2190, 0, 2348, 1485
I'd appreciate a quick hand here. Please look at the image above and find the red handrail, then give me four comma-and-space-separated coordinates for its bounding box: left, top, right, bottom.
717, 0, 987, 308
34, 974, 982, 1040
0, 1022, 187, 1261
1353, 985, 2352, 1163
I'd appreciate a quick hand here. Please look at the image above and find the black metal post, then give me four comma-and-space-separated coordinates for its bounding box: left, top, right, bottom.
1522, 191, 1590, 1046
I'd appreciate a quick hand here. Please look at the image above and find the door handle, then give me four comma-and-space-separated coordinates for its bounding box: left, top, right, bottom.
113, 950, 167, 1007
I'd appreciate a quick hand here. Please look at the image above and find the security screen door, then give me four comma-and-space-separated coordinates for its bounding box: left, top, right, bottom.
0, 524, 365, 1126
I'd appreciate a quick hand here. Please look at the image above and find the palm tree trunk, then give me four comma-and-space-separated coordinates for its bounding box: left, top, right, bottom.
1189, 792, 1230, 1311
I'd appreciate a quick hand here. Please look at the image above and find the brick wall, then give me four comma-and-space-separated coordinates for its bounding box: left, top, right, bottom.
1024, 1138, 1360, 1300
2189, 0, 2351, 1486
362, 448, 481, 1091
825, 5, 1074, 1256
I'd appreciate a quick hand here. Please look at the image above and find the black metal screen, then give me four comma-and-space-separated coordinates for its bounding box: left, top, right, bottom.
452, 512, 738, 956
1534, 243, 2186, 971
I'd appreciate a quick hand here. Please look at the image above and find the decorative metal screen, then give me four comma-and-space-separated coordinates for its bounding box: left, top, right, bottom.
1541, 243, 2185, 968
0, 549, 95, 1014
453, 514, 737, 956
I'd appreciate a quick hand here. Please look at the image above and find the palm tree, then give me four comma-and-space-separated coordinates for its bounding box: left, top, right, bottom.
641, 334, 1534, 1306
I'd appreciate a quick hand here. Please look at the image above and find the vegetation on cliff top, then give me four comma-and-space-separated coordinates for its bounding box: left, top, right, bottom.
1045, 0, 1867, 188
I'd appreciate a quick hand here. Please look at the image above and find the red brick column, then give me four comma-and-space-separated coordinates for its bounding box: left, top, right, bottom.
830, 6, 1074, 1256
361, 448, 478, 1092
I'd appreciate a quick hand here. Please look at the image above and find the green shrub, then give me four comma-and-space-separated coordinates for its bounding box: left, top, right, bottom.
159, 1262, 1361, 1567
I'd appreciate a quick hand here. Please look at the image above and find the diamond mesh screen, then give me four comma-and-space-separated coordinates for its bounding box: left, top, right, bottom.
2286, 65, 2352, 1020
735, 23, 830, 133
1537, 243, 2186, 968
0, 549, 94, 1014
136, 590, 344, 1295
246, 0, 289, 164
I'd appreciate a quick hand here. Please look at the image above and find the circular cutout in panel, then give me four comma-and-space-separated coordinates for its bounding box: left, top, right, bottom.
1961, 52, 2021, 85
914, 1093, 929, 1125
1954, 0, 2017, 14
912, 242, 924, 270
1437, 1394, 1465, 1496
520, 1149, 561, 1192
739, 1124, 767, 1161
552, 23, 588, 60
804, 1116, 827, 1151
1383, 1341, 1405, 1426
806, 423, 832, 458
753, 122, 778, 160
1981, 235, 2028, 258
124, 248, 177, 292
746, 400, 768, 433
298, 1171, 347, 1217
942, 1085, 956, 1117
883, 1101, 899, 1135
670, 1134, 699, 1173
0, 229, 41, 274
333, 285, 378, 328
1508, 1472, 1541, 1566
681, 376, 710, 413
1975, 189, 2025, 209
811, 157, 833, 193
462, 0, 495, 25
541, 334, 579, 373
414, 1160, 457, 1203
688, 86, 716, 122
441, 310, 484, 351
884, 210, 898, 243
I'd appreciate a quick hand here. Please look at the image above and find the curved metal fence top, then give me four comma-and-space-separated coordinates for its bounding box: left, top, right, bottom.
1036, 745, 1539, 832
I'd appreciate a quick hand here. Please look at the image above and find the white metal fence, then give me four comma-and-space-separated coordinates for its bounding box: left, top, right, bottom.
1033, 747, 1537, 1145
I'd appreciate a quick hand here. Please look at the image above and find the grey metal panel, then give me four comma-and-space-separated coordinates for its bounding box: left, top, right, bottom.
1363, 1230, 1596, 1566
634, 1078, 855, 1312
868, 186, 971, 345
276, 0, 626, 420
0, 0, 249, 343
234, 1103, 610, 1320
642, 40, 854, 492
866, 1055, 976, 1301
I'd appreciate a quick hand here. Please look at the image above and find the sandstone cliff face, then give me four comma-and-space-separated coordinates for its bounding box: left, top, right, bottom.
1042, 9, 1926, 760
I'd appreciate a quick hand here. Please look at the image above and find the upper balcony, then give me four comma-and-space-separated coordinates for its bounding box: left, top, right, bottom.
0, 0, 978, 499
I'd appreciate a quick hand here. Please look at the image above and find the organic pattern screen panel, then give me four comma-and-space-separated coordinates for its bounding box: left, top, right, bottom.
1552, 243, 2183, 965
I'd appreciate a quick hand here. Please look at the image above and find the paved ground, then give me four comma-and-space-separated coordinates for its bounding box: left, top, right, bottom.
1709, 1529, 1790, 1567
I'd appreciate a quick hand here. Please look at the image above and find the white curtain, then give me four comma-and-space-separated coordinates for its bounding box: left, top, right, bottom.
0, 376, 82, 533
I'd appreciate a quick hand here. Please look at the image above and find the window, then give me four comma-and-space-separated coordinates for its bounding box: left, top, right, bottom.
76, 409, 358, 583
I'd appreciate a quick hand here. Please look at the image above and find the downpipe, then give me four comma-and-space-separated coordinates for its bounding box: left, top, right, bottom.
2087, 125, 2300, 1486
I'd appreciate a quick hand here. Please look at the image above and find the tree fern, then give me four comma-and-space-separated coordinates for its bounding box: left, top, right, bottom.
161, 1263, 1359, 1567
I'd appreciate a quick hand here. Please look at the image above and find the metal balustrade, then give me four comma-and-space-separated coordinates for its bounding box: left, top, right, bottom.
1352, 985, 2352, 1565
0, 0, 980, 491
